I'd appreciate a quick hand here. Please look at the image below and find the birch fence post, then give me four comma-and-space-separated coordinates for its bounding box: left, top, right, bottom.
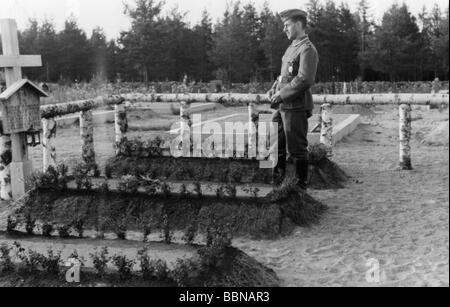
0, 135, 12, 200
248, 102, 258, 158
42, 118, 57, 170
399, 103, 413, 170
114, 103, 128, 155
320, 103, 333, 156
431, 78, 440, 94
80, 109, 97, 174
180, 101, 192, 157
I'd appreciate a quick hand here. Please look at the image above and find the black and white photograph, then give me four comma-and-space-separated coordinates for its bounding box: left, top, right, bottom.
0, 0, 448, 292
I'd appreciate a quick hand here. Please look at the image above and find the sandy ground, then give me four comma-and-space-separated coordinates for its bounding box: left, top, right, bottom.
1, 105, 448, 287
234, 106, 449, 287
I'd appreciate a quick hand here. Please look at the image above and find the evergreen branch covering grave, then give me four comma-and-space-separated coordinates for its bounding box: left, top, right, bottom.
11, 187, 327, 239
0, 238, 280, 287
3, 177, 283, 286
7, 164, 327, 239
108, 138, 350, 190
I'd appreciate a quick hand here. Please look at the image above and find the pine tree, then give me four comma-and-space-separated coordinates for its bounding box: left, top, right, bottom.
193, 10, 214, 81
19, 19, 39, 80
338, 3, 360, 81
106, 39, 120, 82
210, 3, 236, 82
368, 4, 422, 81
89, 27, 108, 81
261, 10, 289, 81
57, 17, 91, 82
37, 20, 59, 82
118, 0, 165, 82
431, 6, 449, 78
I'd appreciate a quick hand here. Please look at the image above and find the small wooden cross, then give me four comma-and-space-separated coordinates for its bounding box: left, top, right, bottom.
0, 19, 43, 200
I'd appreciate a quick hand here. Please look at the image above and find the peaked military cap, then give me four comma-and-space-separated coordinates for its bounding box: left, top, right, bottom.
279, 9, 307, 22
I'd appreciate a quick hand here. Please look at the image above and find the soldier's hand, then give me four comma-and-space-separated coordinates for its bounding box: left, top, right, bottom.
270, 102, 280, 110
266, 89, 275, 99
270, 93, 282, 109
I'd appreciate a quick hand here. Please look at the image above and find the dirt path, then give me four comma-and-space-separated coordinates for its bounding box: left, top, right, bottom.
234, 107, 449, 287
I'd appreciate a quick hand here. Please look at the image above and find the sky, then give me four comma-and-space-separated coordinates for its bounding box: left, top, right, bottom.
0, 0, 449, 39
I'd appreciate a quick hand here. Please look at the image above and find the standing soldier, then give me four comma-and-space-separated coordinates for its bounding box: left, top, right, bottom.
267, 9, 319, 191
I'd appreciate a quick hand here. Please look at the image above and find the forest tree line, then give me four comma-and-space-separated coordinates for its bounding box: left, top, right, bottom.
1, 0, 449, 84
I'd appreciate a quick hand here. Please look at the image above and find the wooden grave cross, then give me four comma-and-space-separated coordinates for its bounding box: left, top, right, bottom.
0, 19, 43, 200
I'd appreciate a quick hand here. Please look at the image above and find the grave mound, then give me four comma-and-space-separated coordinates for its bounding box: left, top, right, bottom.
289, 144, 350, 190
12, 182, 326, 239
106, 139, 349, 190
0, 235, 280, 287
196, 247, 281, 287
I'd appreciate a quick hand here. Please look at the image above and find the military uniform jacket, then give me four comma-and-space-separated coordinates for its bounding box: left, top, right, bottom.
271, 35, 319, 112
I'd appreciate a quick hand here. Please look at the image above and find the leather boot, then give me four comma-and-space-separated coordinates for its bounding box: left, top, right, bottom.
272, 158, 286, 186
294, 158, 309, 191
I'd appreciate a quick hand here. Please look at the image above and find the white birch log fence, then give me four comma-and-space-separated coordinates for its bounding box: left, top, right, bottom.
42, 118, 57, 170
119, 92, 448, 170
80, 110, 96, 173
114, 104, 128, 155
0, 92, 446, 192
399, 104, 413, 170
120, 93, 448, 106
0, 135, 12, 200
248, 102, 258, 157
320, 103, 333, 156
36, 95, 125, 172
40, 95, 125, 119
180, 101, 192, 157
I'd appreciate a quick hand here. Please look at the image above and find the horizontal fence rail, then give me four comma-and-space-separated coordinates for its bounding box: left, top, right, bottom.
40, 95, 124, 119
117, 93, 450, 107
33, 93, 450, 120
0, 92, 449, 199
314, 93, 449, 106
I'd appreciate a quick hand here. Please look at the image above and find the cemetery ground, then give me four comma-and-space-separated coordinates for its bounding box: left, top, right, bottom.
0, 103, 448, 287
234, 105, 449, 287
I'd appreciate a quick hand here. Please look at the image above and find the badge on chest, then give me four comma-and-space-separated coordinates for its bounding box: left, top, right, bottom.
288, 60, 299, 76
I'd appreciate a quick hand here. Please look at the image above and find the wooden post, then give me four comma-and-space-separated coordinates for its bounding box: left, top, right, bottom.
180, 101, 191, 157
0, 19, 43, 200
431, 78, 440, 94
114, 103, 128, 155
429, 78, 440, 111
248, 102, 258, 158
42, 118, 57, 170
320, 103, 333, 156
0, 135, 12, 200
80, 110, 96, 173
399, 104, 413, 170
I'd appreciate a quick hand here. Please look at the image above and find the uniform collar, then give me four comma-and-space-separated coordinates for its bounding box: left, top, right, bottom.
292, 35, 309, 47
